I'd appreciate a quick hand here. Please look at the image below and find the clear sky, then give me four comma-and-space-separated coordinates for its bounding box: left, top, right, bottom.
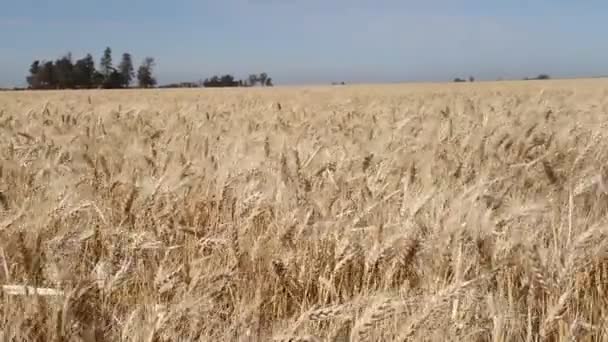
1, 1, 607, 87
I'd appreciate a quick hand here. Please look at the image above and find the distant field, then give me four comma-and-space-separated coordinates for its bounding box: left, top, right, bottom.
1, 79, 608, 341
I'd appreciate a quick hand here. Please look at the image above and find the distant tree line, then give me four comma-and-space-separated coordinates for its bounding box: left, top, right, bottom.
454, 76, 475, 83
159, 72, 273, 88
453, 74, 552, 82
26, 47, 157, 89
201, 72, 273, 88
524, 74, 551, 81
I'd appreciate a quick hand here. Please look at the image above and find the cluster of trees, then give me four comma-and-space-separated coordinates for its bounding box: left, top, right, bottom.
524, 74, 551, 80
158, 72, 274, 89
454, 76, 475, 83
158, 82, 199, 89
26, 47, 157, 89
202, 72, 273, 88
453, 74, 551, 82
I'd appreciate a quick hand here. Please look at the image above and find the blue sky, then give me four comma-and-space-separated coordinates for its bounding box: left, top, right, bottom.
1, 1, 607, 87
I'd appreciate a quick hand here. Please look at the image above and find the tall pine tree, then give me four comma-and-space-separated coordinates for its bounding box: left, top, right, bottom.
99, 47, 113, 78
137, 57, 157, 88
118, 53, 135, 87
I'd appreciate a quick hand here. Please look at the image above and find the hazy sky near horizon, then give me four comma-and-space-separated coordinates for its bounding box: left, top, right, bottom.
1, 0, 607, 87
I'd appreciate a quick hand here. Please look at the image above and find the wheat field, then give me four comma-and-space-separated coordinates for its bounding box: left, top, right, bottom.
1, 79, 608, 341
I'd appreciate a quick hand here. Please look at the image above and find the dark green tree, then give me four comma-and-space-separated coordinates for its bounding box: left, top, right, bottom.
38, 61, 56, 88
26, 60, 41, 88
100, 47, 113, 78
118, 53, 134, 87
258, 72, 268, 87
137, 57, 157, 88
248, 74, 258, 87
73, 54, 96, 88
102, 69, 125, 89
203, 75, 219, 87
92, 71, 105, 88
265, 78, 273, 87
54, 53, 75, 88
220, 74, 237, 86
